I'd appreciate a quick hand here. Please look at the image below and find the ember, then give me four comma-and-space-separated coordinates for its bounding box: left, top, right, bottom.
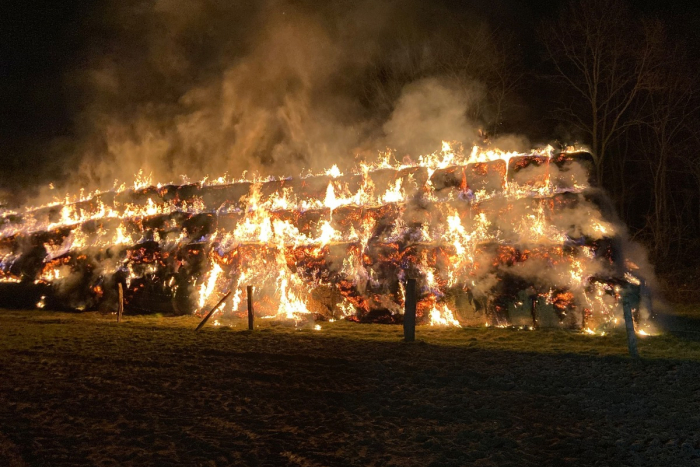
0, 143, 651, 332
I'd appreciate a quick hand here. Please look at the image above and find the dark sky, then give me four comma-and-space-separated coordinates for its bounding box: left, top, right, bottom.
0, 0, 697, 201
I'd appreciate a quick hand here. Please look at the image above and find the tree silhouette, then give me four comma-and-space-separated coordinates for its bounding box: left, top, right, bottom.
540, 0, 661, 185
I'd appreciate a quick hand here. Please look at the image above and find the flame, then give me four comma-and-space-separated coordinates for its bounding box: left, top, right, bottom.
198, 263, 223, 309
429, 303, 461, 327
326, 164, 342, 178
381, 179, 405, 204
0, 142, 642, 331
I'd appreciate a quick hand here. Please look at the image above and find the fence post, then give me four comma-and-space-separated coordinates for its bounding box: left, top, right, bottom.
247, 286, 254, 330
640, 279, 653, 317
195, 291, 232, 331
621, 284, 640, 359
117, 283, 124, 323
612, 236, 639, 359
404, 278, 416, 342
530, 294, 538, 329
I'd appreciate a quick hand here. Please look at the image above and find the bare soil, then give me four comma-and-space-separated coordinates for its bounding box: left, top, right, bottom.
1, 310, 700, 466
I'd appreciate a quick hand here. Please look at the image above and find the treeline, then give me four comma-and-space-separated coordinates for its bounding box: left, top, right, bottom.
537, 0, 700, 279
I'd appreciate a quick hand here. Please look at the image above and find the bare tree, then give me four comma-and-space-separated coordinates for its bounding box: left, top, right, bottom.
637, 71, 697, 259
623, 21, 700, 264
540, 0, 661, 185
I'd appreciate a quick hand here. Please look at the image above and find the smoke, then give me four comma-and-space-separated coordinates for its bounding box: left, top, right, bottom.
7, 0, 534, 206
383, 77, 483, 156
71, 1, 371, 189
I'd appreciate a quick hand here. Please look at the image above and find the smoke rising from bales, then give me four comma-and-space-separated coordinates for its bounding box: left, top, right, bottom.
383, 77, 483, 157
12, 0, 530, 204
73, 2, 371, 189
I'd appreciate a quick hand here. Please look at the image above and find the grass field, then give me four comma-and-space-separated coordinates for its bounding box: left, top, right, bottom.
1, 309, 700, 466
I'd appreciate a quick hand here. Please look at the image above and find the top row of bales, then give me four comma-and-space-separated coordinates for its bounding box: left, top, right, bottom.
1, 152, 594, 233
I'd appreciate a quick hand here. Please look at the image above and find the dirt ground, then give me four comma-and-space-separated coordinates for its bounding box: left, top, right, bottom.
1, 310, 700, 466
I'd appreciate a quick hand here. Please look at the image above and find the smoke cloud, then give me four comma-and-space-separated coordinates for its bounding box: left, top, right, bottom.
383, 77, 483, 156
7, 0, 532, 206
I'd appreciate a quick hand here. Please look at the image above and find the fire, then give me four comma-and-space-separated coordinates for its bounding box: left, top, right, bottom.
326, 165, 342, 178
198, 262, 223, 309
0, 142, 648, 331
381, 179, 405, 204
429, 303, 461, 327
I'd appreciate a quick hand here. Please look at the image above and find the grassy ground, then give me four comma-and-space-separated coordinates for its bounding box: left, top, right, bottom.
1, 309, 700, 466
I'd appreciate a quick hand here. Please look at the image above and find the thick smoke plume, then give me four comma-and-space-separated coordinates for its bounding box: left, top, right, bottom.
18, 0, 529, 204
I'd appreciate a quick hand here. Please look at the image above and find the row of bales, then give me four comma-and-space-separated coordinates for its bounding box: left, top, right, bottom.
0, 151, 640, 329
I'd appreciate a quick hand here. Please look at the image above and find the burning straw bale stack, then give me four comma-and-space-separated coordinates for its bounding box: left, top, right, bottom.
0, 147, 651, 331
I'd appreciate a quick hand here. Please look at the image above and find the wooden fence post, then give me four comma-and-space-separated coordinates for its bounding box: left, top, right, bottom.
404, 278, 416, 342
612, 236, 639, 359
247, 286, 254, 330
117, 283, 124, 323
530, 294, 538, 329
195, 291, 232, 331
621, 284, 640, 359
640, 279, 653, 317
